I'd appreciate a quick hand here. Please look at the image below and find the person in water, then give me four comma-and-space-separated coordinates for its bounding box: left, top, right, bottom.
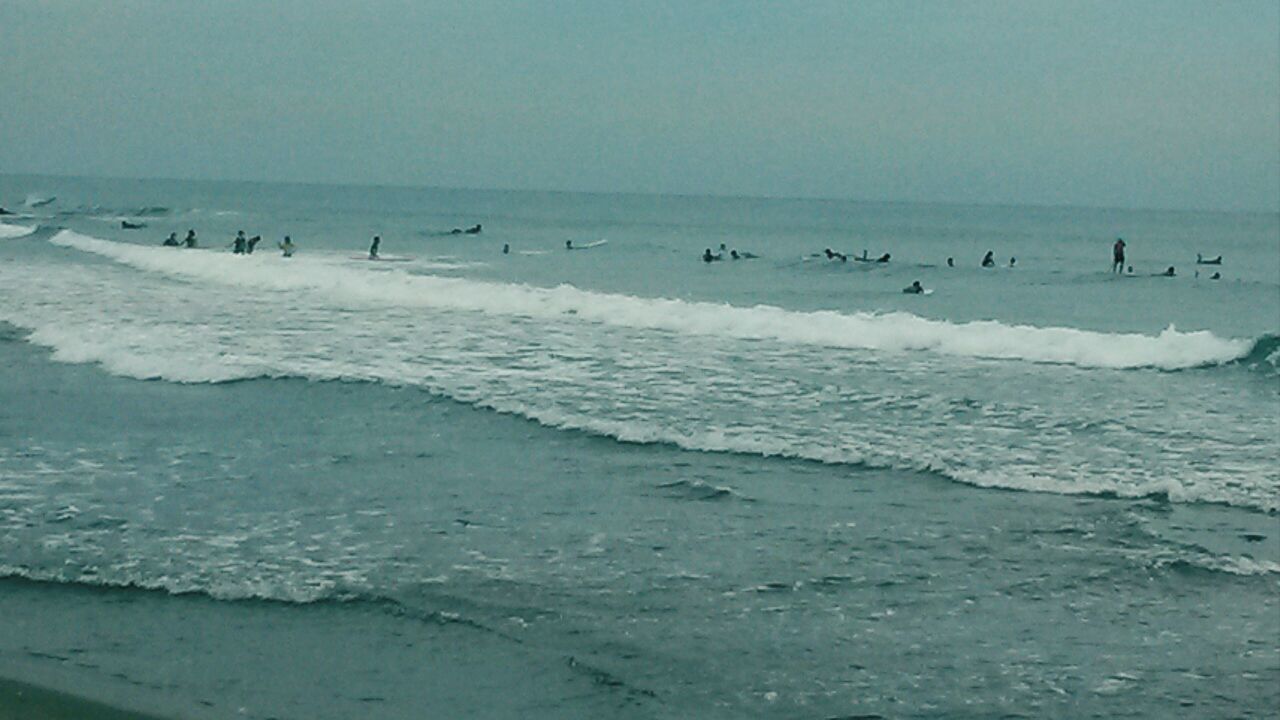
279, 236, 295, 257
232, 231, 247, 254
702, 248, 722, 263
1196, 253, 1222, 265
946, 257, 954, 267
369, 235, 381, 259
183, 230, 197, 248
465, 224, 482, 234
162, 232, 180, 247
903, 280, 924, 294
1112, 238, 1126, 273
502, 243, 510, 255
565, 239, 573, 250
121, 220, 146, 230
1009, 257, 1017, 267
246, 235, 261, 254
1159, 266, 1175, 277
876, 253, 890, 263
981, 250, 995, 267
1210, 272, 1221, 280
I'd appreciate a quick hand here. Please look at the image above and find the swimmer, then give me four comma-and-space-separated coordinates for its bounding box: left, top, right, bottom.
368, 235, 380, 259
121, 220, 146, 230
465, 224, 482, 234
183, 230, 197, 248
566, 240, 573, 250
875, 253, 890, 263
902, 280, 924, 294
1210, 272, 1221, 280
279, 235, 295, 257
702, 248, 722, 263
1158, 266, 1175, 277
162, 232, 180, 247
232, 231, 246, 254
981, 250, 995, 267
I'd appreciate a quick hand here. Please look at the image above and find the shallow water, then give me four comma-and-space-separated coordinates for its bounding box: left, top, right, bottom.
1, 174, 1277, 718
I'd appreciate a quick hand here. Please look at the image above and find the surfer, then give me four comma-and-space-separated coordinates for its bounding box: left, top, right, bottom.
946, 257, 954, 267
232, 231, 246, 254
903, 280, 924, 294
566, 240, 573, 250
702, 248, 722, 263
1112, 238, 1126, 273
279, 236, 295, 257
183, 230, 197, 248
823, 248, 847, 262
1009, 257, 1017, 267
369, 235, 381, 259
247, 235, 261, 254
502, 243, 510, 255
981, 250, 995, 267
1210, 272, 1221, 280
1196, 253, 1222, 265
1158, 266, 1175, 277
162, 232, 180, 247
875, 253, 891, 263
465, 224, 482, 234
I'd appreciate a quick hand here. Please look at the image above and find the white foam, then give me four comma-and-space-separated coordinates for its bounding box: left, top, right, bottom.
48, 231, 1251, 371
0, 223, 35, 240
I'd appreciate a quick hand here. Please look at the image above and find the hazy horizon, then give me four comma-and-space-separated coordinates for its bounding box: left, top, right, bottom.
4, 2, 1277, 213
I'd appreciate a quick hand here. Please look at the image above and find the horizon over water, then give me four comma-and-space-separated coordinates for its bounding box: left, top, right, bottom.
0, 172, 1277, 719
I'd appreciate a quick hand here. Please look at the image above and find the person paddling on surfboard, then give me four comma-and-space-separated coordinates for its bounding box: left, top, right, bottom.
369, 235, 380, 260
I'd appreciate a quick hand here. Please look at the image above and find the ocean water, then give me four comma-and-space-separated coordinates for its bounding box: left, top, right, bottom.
0, 174, 1276, 719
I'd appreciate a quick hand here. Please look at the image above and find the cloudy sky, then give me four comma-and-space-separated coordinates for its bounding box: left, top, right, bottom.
3, 1, 1277, 210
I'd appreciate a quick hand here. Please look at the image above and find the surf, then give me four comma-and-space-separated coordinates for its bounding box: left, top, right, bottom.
47, 230, 1257, 372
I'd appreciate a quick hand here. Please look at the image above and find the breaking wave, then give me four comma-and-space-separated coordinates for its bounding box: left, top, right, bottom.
48, 231, 1256, 371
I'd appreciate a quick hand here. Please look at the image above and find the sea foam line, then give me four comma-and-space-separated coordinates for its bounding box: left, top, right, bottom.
50, 230, 1252, 370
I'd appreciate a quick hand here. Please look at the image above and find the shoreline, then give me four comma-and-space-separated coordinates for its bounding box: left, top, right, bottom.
0, 677, 177, 720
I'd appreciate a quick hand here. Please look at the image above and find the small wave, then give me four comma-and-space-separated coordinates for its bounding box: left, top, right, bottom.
0, 223, 36, 240
1231, 333, 1280, 376
655, 479, 747, 502
48, 231, 1256, 371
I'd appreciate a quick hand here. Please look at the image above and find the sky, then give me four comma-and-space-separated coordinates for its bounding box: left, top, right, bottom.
2, 1, 1278, 211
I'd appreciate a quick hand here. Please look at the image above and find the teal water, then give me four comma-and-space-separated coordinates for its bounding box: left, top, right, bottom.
1, 174, 1277, 718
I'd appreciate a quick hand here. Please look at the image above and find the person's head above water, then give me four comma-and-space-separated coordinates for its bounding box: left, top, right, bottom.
947, 257, 954, 267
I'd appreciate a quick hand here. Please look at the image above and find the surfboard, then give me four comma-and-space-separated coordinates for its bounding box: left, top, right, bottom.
579, 239, 609, 249
350, 255, 413, 262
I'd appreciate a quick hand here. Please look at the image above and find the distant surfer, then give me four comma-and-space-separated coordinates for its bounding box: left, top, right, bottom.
465, 224, 481, 234
162, 232, 181, 247
981, 250, 995, 267
1009, 257, 1017, 267
1210, 271, 1221, 280
246, 235, 261, 254
946, 257, 954, 267
566, 240, 573, 250
232, 230, 247, 254
875, 253, 890, 263
1196, 253, 1222, 265
279, 236, 295, 257
903, 280, 924, 294
702, 248, 722, 263
1158, 266, 1175, 277
823, 248, 847, 262
369, 235, 381, 259
183, 230, 197, 248
1112, 238, 1126, 273
502, 243, 510, 255
121, 220, 146, 230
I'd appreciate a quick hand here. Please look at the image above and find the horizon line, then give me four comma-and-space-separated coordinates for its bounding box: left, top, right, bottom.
3, 169, 1277, 217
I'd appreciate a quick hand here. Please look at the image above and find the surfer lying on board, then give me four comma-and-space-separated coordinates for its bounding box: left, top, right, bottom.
1196, 254, 1222, 265
903, 280, 925, 294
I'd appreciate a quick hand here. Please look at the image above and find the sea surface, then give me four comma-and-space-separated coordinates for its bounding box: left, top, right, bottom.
0, 174, 1277, 719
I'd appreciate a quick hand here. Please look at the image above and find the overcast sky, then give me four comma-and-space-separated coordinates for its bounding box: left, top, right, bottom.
3, 1, 1277, 211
